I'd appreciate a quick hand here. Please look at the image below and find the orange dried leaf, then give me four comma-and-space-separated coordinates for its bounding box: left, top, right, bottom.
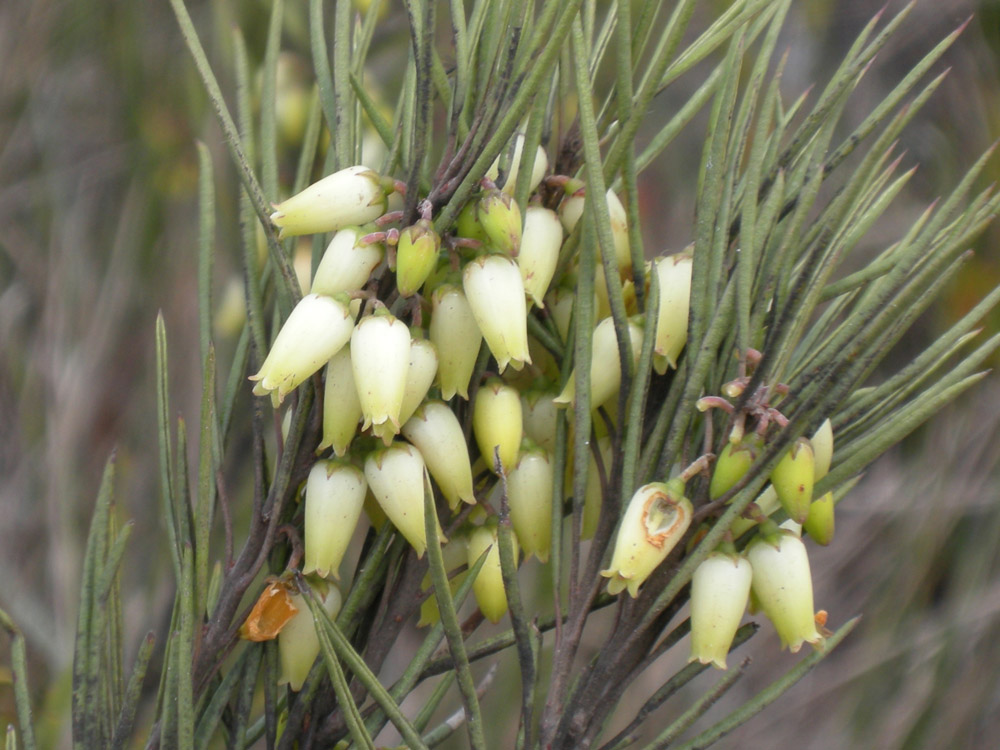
239, 579, 299, 641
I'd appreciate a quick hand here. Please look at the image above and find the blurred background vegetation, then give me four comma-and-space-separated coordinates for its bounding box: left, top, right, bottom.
2, 0, 1000, 746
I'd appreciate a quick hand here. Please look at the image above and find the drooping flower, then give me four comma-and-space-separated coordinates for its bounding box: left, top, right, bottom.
486, 133, 548, 196
311, 227, 385, 296
429, 283, 483, 400
250, 293, 354, 407
689, 550, 753, 669
402, 400, 476, 510
747, 529, 824, 653
518, 206, 563, 308
364, 442, 444, 557
278, 582, 342, 692
396, 336, 438, 428
506, 440, 555, 562
463, 255, 532, 372
318, 346, 363, 456
652, 253, 693, 373
302, 460, 367, 579
601, 480, 693, 597
467, 521, 518, 624
554, 316, 643, 410
473, 377, 523, 474
269, 166, 389, 238
351, 311, 411, 441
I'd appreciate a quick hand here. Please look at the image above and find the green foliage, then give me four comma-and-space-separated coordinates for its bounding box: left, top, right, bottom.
4, 0, 999, 748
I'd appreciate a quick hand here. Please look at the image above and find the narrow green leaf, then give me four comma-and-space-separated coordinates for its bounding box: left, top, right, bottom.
196, 142, 215, 366
260, 0, 284, 199
111, 632, 155, 750
196, 345, 217, 618
0, 608, 36, 750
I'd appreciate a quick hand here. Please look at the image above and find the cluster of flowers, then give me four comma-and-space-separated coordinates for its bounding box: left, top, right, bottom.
243, 140, 836, 688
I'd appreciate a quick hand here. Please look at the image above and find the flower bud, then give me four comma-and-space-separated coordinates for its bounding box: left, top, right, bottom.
278, 583, 343, 691
506, 441, 554, 562
462, 255, 532, 372
521, 387, 559, 453
364, 442, 443, 557
689, 551, 753, 669
477, 189, 522, 257
517, 206, 563, 307
311, 227, 385, 296
456, 199, 488, 244
747, 530, 823, 653
397, 337, 439, 428
709, 435, 761, 500
302, 461, 367, 579
651, 253, 692, 373
487, 133, 548, 195
473, 378, 523, 474
319, 346, 363, 456
770, 438, 815, 524
810, 419, 834, 481
554, 316, 643, 410
250, 293, 354, 406
270, 166, 389, 238
402, 400, 476, 510
351, 311, 411, 439
803, 491, 835, 546
601, 480, 693, 597
396, 219, 441, 297
429, 284, 483, 400
467, 521, 518, 624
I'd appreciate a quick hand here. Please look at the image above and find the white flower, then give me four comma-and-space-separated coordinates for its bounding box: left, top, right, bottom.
429, 284, 483, 400
302, 460, 367, 579
689, 551, 752, 669
270, 166, 388, 238
463, 255, 532, 373
364, 442, 444, 557
652, 253, 692, 373
250, 293, 354, 407
311, 227, 385, 296
351, 312, 411, 439
518, 206, 563, 307
402, 401, 475, 510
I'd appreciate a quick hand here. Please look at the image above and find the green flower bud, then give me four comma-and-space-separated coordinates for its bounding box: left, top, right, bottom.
278, 583, 342, 692
689, 550, 753, 669
455, 198, 487, 244
402, 400, 476, 510
462, 255, 532, 373
473, 377, 523, 474
803, 491, 835, 546
250, 293, 354, 407
302, 461, 367, 579
270, 166, 389, 238
364, 442, 444, 557
554, 316, 643, 410
429, 284, 483, 400
319, 346, 363, 456
517, 206, 563, 307
652, 253, 693, 372
506, 441, 554, 562
486, 133, 548, 195
476, 189, 522, 257
747, 530, 823, 653
351, 311, 411, 439
312, 227, 384, 296
770, 438, 815, 524
396, 220, 441, 297
467, 520, 518, 624
709, 435, 762, 500
601, 480, 693, 597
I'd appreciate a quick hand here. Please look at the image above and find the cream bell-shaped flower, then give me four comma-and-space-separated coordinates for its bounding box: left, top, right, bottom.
278, 582, 342, 692
250, 293, 354, 407
429, 283, 482, 400
364, 442, 444, 558
506, 441, 554, 562
652, 253, 693, 373
302, 461, 367, 579
473, 377, 523, 474
351, 311, 411, 440
518, 206, 563, 307
397, 337, 438, 428
487, 133, 548, 196
560, 187, 630, 278
402, 400, 475, 510
554, 316, 643, 410
462, 255, 532, 372
601, 480, 693, 597
467, 521, 518, 624
270, 165, 389, 238
311, 227, 385, 296
747, 529, 823, 653
319, 346, 363, 456
689, 550, 753, 669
